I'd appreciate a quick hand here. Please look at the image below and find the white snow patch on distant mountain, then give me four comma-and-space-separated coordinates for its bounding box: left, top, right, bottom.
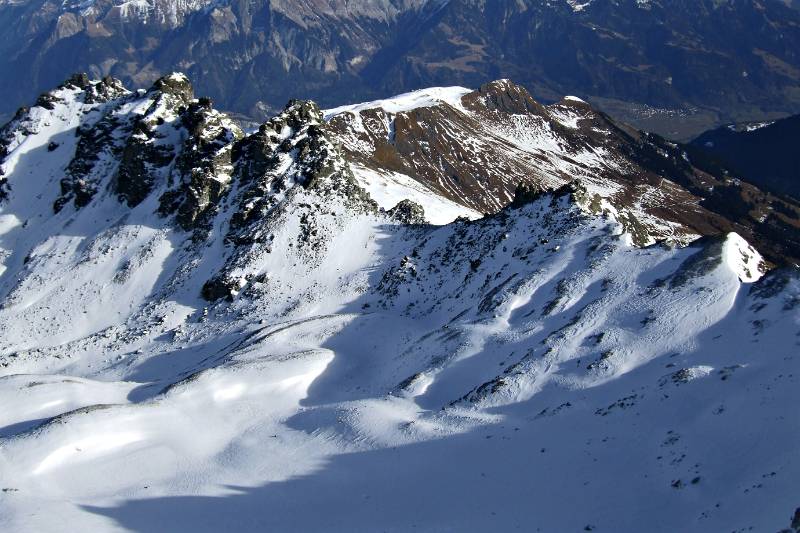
324, 86, 472, 119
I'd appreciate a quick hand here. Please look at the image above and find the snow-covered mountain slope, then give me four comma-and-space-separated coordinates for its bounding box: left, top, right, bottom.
328, 79, 800, 264
0, 74, 799, 532
349, 164, 480, 225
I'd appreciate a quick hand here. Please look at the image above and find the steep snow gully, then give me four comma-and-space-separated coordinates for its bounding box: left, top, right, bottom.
0, 74, 798, 532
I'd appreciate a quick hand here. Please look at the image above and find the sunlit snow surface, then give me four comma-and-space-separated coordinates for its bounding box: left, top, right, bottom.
0, 82, 798, 533
350, 165, 481, 224
324, 86, 472, 120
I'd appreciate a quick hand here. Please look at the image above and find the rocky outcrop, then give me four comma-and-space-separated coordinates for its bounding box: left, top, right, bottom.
227, 99, 375, 244
113, 75, 196, 207
200, 99, 381, 301
55, 78, 130, 212
158, 98, 243, 230
36, 73, 242, 222
468, 80, 549, 116
388, 199, 426, 225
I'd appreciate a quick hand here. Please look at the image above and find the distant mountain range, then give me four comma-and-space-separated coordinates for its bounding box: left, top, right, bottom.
1, 0, 800, 138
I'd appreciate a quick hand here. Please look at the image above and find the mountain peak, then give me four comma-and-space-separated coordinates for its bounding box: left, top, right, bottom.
469, 79, 546, 115
149, 72, 195, 102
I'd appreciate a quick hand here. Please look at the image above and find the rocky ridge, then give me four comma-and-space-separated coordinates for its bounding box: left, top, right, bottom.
4, 73, 799, 269
329, 79, 800, 265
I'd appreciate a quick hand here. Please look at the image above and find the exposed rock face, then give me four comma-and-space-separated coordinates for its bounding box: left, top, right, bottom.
36, 73, 245, 226
60, 83, 129, 200
388, 199, 426, 224
114, 74, 198, 208
226, 99, 375, 244
158, 98, 244, 230
1, 0, 800, 138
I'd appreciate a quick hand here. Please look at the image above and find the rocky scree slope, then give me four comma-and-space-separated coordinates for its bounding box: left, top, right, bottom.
0, 74, 798, 532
